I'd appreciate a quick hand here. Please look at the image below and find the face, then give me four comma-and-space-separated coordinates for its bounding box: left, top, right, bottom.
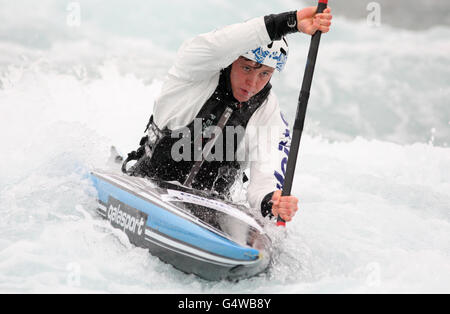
230, 57, 275, 103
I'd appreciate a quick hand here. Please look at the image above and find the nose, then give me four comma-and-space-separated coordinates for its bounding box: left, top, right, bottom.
245, 73, 258, 88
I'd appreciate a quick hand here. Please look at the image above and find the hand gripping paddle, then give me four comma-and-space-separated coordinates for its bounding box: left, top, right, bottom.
277, 0, 329, 226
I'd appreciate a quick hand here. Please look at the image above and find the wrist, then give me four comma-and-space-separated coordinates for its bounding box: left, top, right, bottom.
260, 192, 275, 218
264, 11, 298, 41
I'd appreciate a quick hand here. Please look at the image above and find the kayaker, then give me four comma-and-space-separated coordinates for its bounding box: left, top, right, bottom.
125, 6, 333, 223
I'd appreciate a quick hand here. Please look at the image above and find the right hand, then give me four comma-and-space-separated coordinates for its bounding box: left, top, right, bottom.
297, 6, 333, 35
271, 190, 299, 222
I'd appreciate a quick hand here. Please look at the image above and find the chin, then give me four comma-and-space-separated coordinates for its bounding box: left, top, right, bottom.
234, 94, 249, 103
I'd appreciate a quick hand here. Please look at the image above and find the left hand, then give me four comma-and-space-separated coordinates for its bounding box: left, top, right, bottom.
271, 190, 299, 222
297, 6, 333, 35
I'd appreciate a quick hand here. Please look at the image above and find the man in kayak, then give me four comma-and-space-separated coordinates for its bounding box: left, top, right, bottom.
125, 6, 332, 223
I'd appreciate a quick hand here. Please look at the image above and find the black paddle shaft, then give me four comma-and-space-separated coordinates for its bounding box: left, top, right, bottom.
278, 0, 328, 226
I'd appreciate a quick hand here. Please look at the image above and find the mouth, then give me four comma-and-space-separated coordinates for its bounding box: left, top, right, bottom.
240, 88, 253, 98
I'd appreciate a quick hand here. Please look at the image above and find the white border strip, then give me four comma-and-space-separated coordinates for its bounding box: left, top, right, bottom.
98, 203, 107, 213
144, 229, 258, 266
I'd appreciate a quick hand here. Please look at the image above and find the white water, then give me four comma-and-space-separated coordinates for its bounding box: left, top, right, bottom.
0, 0, 449, 293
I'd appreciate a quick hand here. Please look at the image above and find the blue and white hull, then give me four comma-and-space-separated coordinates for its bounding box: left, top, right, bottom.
90, 169, 271, 281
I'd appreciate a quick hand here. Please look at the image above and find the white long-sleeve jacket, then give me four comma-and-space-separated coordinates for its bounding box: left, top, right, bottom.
152, 17, 291, 213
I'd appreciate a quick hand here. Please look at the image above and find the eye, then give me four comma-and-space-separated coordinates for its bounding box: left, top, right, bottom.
260, 71, 271, 78
242, 66, 251, 72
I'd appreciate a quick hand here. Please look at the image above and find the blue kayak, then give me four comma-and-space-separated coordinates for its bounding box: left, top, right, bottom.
90, 169, 272, 281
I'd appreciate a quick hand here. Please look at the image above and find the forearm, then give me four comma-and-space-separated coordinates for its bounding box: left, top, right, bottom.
171, 17, 271, 81
171, 10, 302, 81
